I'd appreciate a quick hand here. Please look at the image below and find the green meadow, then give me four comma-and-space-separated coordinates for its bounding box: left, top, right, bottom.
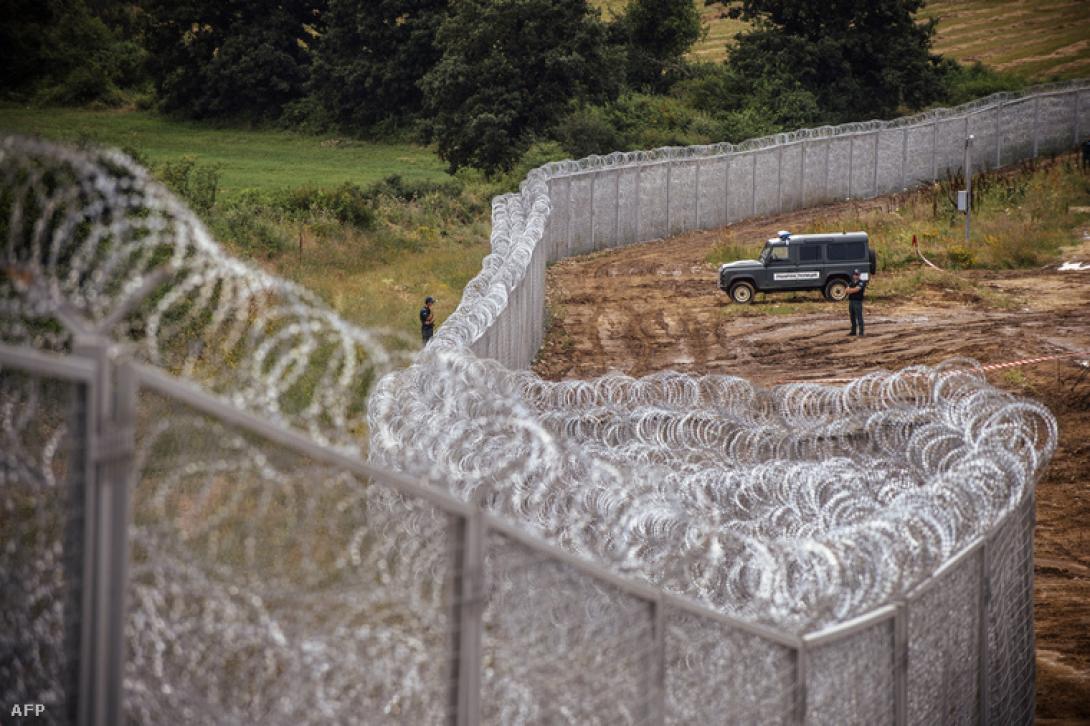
0, 106, 449, 196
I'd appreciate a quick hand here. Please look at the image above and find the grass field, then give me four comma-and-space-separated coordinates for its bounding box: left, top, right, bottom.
923, 0, 1090, 80
0, 105, 481, 339
706, 153, 1090, 287
0, 106, 449, 196
592, 0, 1090, 80
265, 195, 491, 337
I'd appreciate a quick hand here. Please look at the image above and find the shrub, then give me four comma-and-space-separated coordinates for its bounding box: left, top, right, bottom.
40, 66, 119, 107
944, 244, 975, 268
156, 156, 222, 213
553, 106, 627, 159
210, 191, 289, 257
323, 183, 376, 228
941, 61, 1025, 107
365, 175, 463, 204
553, 93, 722, 158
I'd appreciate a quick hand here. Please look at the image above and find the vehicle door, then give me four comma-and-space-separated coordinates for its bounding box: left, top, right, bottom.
795, 242, 825, 289
764, 243, 798, 290
826, 239, 867, 280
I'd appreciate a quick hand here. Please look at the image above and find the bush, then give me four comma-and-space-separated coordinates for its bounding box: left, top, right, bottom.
554, 93, 720, 158
944, 244, 975, 268
941, 61, 1025, 107
712, 106, 781, 145
365, 175, 463, 204
553, 106, 627, 159
672, 63, 744, 114
323, 183, 376, 228
210, 191, 289, 257
156, 156, 222, 213
40, 66, 118, 106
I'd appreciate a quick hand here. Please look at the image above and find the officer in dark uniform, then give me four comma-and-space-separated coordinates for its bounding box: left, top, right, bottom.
846, 269, 866, 337
420, 296, 436, 345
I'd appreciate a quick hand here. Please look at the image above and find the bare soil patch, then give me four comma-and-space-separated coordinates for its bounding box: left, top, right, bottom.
533, 202, 1090, 721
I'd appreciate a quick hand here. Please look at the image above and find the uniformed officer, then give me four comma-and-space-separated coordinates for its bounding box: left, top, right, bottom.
845, 269, 866, 337
420, 296, 436, 344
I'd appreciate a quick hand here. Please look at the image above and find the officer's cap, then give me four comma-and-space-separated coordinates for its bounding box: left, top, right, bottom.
425, 296, 435, 304
851, 269, 860, 275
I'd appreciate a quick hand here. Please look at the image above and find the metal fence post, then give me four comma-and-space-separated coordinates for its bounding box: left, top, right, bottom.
995, 105, 1002, 169
635, 165, 643, 242
695, 159, 702, 229
963, 115, 970, 172
800, 141, 807, 208
566, 175, 574, 258
648, 597, 667, 724
665, 161, 673, 236
824, 140, 831, 202
453, 511, 485, 726
793, 644, 808, 725
589, 173, 597, 252
613, 167, 621, 245
1074, 89, 1082, 146
872, 131, 880, 196
847, 136, 855, 198
894, 603, 908, 726
776, 145, 784, 213
1032, 96, 1040, 158
73, 337, 136, 726
931, 122, 938, 181
1023, 491, 1037, 722
750, 153, 757, 216
900, 128, 908, 190
977, 541, 991, 725
63, 352, 95, 726
723, 155, 731, 225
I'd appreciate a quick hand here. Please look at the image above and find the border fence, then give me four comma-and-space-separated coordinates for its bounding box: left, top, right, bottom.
440, 80, 1090, 369
0, 342, 1044, 725
2, 80, 1081, 725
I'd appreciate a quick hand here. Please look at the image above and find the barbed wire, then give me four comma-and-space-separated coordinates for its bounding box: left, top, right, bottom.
0, 94, 1065, 721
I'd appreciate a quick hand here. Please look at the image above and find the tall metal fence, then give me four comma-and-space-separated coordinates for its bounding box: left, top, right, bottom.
1, 81, 1076, 725
440, 80, 1090, 369
0, 342, 1044, 724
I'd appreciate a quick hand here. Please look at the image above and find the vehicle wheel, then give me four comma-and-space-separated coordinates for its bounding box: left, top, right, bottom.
729, 281, 755, 304
824, 278, 848, 302
869, 249, 877, 275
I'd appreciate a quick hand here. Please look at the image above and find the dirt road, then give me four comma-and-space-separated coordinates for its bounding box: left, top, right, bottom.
533, 202, 1090, 722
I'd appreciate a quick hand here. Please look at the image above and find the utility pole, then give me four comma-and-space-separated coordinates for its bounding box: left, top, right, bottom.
964, 134, 974, 242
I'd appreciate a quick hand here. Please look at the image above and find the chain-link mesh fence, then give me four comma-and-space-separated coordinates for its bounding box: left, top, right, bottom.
2, 80, 1083, 724
0, 361, 89, 726
427, 82, 1088, 371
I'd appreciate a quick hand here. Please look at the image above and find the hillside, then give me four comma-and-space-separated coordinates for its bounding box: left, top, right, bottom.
592, 0, 1090, 79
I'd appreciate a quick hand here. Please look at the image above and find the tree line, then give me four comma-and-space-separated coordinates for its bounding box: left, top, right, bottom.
2, 0, 1023, 175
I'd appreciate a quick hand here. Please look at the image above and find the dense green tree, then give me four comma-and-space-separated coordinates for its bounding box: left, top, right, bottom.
308, 0, 448, 130
620, 0, 702, 92
421, 0, 624, 174
141, 0, 324, 120
723, 0, 947, 122
0, 0, 145, 104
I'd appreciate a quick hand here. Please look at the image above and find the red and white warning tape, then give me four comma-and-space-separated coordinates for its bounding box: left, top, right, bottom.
977, 352, 1084, 372
912, 234, 943, 271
